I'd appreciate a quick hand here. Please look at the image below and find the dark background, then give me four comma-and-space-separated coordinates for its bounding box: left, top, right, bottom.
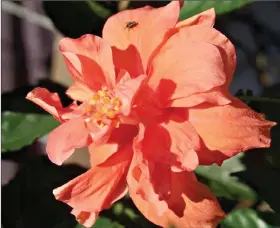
2, 1, 280, 228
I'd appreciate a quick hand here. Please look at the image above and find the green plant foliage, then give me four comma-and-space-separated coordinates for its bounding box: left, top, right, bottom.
196, 154, 257, 202
221, 209, 275, 228
75, 217, 124, 228
1, 112, 59, 152
179, 0, 252, 20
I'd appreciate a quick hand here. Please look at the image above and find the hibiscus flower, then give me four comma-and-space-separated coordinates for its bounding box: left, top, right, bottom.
27, 2, 275, 228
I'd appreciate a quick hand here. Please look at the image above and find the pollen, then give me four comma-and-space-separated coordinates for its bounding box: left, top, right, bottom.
85, 88, 122, 128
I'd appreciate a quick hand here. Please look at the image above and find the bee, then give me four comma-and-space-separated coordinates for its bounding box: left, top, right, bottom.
125, 21, 138, 29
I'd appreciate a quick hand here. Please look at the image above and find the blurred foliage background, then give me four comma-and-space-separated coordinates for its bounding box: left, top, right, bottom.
1, 1, 280, 228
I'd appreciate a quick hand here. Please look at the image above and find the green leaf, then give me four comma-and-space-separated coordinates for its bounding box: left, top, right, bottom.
93, 217, 124, 228
87, 0, 112, 18
221, 209, 275, 228
179, 0, 252, 20
75, 217, 125, 228
239, 96, 280, 104
196, 154, 257, 202
1, 112, 59, 152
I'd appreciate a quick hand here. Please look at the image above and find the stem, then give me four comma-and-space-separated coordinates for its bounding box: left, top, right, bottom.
87, 0, 111, 18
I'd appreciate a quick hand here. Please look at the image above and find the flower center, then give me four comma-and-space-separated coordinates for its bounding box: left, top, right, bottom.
85, 88, 122, 128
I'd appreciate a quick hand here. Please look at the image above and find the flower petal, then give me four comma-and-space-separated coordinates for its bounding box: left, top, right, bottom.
176, 8, 215, 29
89, 143, 118, 168
66, 82, 94, 102
130, 171, 225, 228
128, 154, 170, 216
127, 124, 171, 216
103, 1, 180, 73
53, 145, 132, 226
174, 25, 236, 87
59, 35, 115, 90
86, 121, 113, 145
26, 87, 78, 122
111, 46, 144, 79
130, 160, 171, 217
131, 84, 164, 122
148, 36, 226, 107
71, 209, 98, 228
47, 117, 91, 165
89, 124, 138, 167
188, 98, 276, 165
60, 102, 86, 120
62, 53, 110, 92
138, 115, 200, 171
166, 23, 237, 107
169, 88, 232, 107
115, 71, 146, 116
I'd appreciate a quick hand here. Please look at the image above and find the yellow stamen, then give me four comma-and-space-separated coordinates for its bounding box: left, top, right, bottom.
101, 106, 108, 114
114, 105, 120, 111
89, 99, 97, 105
94, 112, 102, 120
86, 105, 92, 113
111, 97, 122, 111
102, 97, 111, 105
98, 90, 107, 97
86, 89, 122, 129
92, 93, 100, 100
110, 97, 119, 104
106, 111, 116, 119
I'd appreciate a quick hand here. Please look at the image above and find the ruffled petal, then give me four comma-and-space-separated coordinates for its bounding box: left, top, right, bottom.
115, 70, 146, 116
89, 143, 118, 168
188, 98, 276, 165
61, 53, 111, 93
53, 145, 132, 227
89, 124, 138, 167
111, 46, 144, 79
148, 21, 236, 107
127, 152, 170, 215
85, 121, 113, 145
129, 158, 171, 216
60, 102, 87, 120
46, 117, 91, 165
176, 8, 215, 28
169, 88, 232, 107
26, 87, 78, 122
66, 82, 94, 102
138, 115, 200, 171
128, 84, 163, 123
71, 209, 98, 228
130, 171, 225, 228
103, 1, 180, 74
174, 25, 236, 87
127, 128, 171, 216
59, 35, 115, 90
148, 35, 226, 107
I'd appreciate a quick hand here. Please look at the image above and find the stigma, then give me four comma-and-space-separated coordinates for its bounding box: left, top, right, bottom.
85, 87, 122, 128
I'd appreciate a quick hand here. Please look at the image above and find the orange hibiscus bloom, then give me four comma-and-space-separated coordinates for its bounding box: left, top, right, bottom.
27, 2, 276, 228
